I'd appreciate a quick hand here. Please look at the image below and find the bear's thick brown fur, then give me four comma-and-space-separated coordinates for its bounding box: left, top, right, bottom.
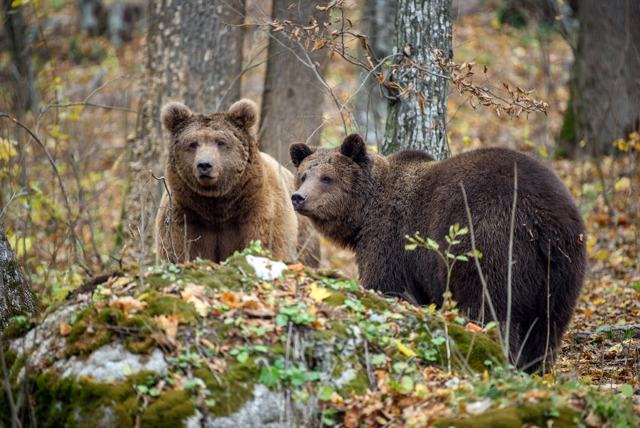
290, 134, 586, 372
154, 99, 319, 266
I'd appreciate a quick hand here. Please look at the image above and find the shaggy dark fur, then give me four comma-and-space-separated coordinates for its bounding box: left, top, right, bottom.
290, 134, 586, 372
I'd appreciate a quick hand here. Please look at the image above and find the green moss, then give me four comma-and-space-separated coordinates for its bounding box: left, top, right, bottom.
142, 292, 198, 322
338, 366, 369, 397
182, 264, 248, 292
66, 307, 113, 356
144, 274, 172, 290
97, 307, 124, 325
140, 390, 195, 428
354, 290, 391, 312
433, 404, 579, 428
2, 314, 33, 338
445, 323, 504, 372
194, 360, 258, 417
28, 371, 139, 428
322, 291, 347, 307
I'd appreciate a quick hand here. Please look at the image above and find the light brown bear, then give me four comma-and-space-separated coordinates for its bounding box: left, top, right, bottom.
154, 99, 319, 266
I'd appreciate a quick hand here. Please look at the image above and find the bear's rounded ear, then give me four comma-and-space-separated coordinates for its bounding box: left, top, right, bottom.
340, 134, 367, 165
228, 99, 258, 130
161, 102, 192, 133
290, 143, 314, 167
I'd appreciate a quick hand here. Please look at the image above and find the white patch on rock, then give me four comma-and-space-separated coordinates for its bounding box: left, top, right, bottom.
246, 256, 287, 281
202, 384, 296, 428
11, 304, 85, 369
59, 343, 168, 382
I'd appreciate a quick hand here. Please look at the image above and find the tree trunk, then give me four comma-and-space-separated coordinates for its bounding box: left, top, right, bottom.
2, 0, 38, 113
382, 0, 452, 159
260, 0, 330, 167
123, 0, 245, 261
560, 0, 640, 157
355, 0, 396, 146
0, 224, 37, 330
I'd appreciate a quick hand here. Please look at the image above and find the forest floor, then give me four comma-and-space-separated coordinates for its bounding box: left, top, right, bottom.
2, 0, 639, 410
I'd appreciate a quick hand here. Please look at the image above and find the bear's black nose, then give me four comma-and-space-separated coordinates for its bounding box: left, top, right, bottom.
197, 161, 213, 175
291, 192, 307, 210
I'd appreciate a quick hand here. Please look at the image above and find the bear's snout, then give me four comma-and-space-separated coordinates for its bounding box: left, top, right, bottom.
197, 160, 213, 176
291, 192, 308, 210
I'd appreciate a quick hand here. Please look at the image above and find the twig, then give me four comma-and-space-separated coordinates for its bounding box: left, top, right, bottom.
459, 182, 505, 353
506, 163, 518, 366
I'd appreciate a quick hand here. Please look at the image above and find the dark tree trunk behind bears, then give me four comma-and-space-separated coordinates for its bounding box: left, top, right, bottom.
259, 0, 330, 167
559, 0, 640, 157
123, 0, 245, 261
2, 0, 38, 113
0, 224, 38, 330
383, 0, 452, 160
355, 0, 396, 146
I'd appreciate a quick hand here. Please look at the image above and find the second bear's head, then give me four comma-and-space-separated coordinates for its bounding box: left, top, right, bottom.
161, 99, 258, 197
289, 134, 372, 224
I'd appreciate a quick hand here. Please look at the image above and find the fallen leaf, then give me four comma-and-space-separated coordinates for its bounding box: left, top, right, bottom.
110, 296, 147, 316
154, 314, 180, 346
465, 322, 483, 333
59, 321, 72, 336
394, 339, 417, 357
309, 282, 332, 302
219, 291, 241, 308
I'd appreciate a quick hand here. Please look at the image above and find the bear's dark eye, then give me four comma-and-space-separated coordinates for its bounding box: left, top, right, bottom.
189, 142, 198, 150
321, 176, 332, 184
300, 174, 307, 183
216, 139, 227, 148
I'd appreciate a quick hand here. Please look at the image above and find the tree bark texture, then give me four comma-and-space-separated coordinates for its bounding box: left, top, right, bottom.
355, 0, 396, 146
563, 0, 640, 157
260, 0, 330, 167
2, 0, 38, 113
0, 224, 37, 329
124, 0, 245, 260
383, 0, 452, 159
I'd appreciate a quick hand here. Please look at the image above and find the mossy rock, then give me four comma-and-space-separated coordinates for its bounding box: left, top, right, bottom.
434, 403, 579, 428
2, 252, 629, 427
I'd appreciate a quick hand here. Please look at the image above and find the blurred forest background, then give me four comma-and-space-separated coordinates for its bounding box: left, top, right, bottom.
0, 0, 639, 396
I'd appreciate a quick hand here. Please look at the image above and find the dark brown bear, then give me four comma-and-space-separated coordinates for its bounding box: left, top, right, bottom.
154, 99, 319, 266
290, 134, 586, 372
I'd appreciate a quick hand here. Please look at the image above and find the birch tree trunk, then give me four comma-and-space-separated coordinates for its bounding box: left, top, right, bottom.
260, 0, 329, 167
0, 224, 37, 330
123, 0, 245, 260
355, 0, 396, 146
382, 0, 452, 159
560, 0, 640, 157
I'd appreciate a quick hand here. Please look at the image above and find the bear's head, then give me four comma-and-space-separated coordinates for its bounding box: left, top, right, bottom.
289, 134, 372, 243
161, 99, 258, 197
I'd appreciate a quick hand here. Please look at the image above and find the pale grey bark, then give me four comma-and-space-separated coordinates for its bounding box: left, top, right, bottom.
0, 224, 37, 329
124, 0, 245, 259
260, 0, 329, 167
383, 0, 452, 159
568, 0, 640, 157
355, 0, 396, 146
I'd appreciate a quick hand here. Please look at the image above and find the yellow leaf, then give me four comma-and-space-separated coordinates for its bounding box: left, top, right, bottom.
394, 339, 417, 357
614, 177, 630, 192
309, 283, 331, 302
0, 138, 18, 162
